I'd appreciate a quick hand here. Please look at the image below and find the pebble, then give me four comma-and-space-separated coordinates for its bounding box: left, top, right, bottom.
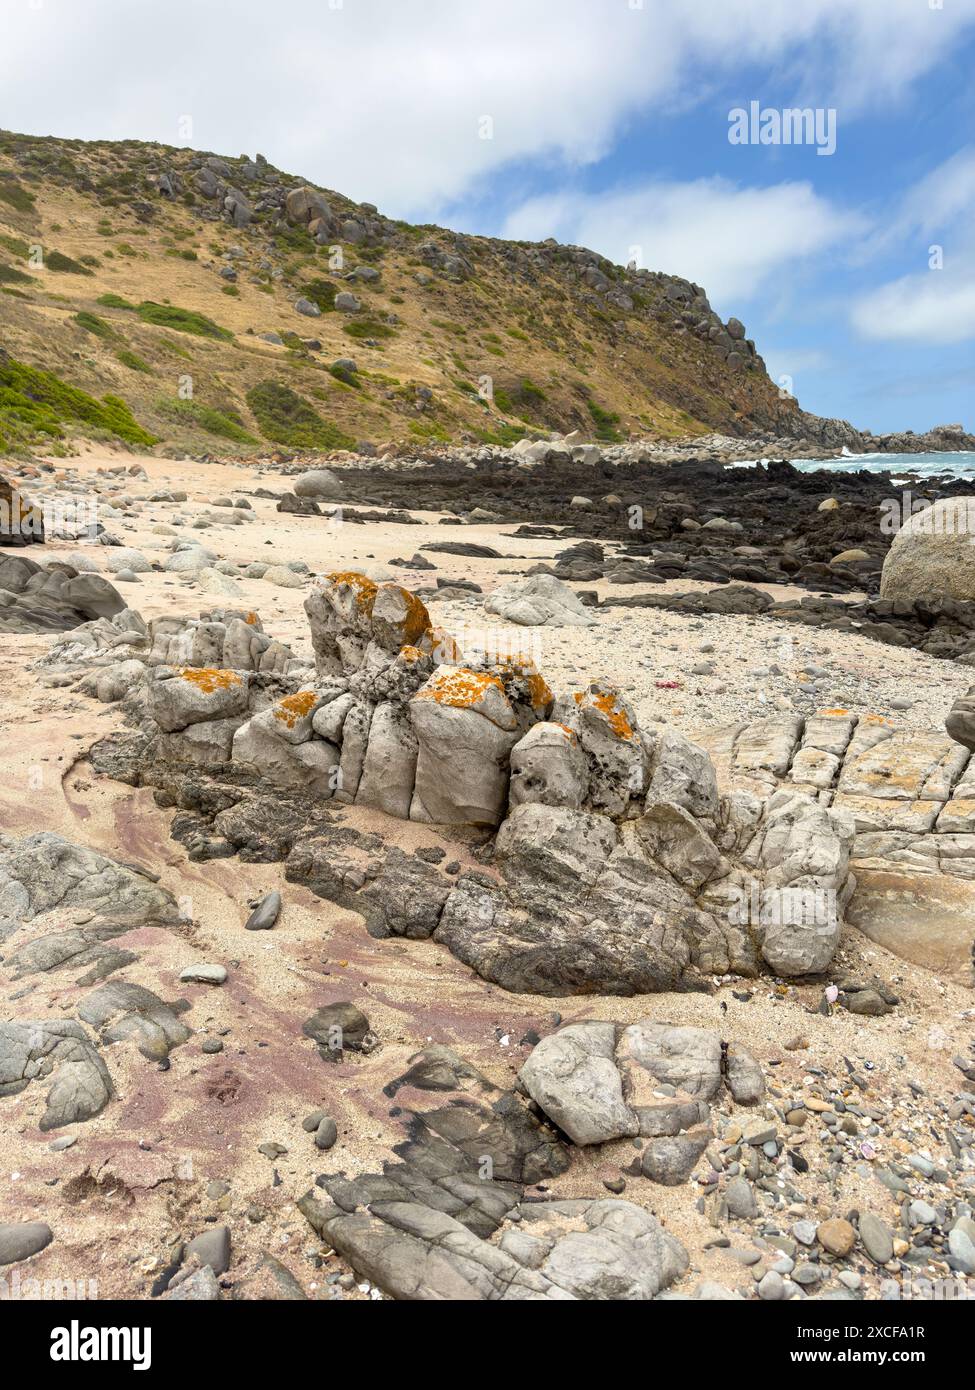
758, 1269, 785, 1301
792, 1219, 817, 1246
314, 1117, 339, 1151
0, 1222, 53, 1266
817, 1218, 855, 1257
859, 1212, 895, 1264
179, 964, 227, 985
245, 890, 282, 931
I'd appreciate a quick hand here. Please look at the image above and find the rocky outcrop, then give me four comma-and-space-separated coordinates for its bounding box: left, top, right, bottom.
0, 554, 124, 634
518, 1020, 762, 1158
297, 1045, 688, 1300
73, 574, 857, 992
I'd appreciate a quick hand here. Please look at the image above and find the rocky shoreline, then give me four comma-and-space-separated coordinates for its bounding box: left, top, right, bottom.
0, 447, 973, 1304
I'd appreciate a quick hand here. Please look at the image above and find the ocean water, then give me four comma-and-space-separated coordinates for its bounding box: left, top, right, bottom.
742, 450, 975, 480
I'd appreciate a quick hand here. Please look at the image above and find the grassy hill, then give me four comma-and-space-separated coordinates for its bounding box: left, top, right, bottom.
0, 129, 804, 458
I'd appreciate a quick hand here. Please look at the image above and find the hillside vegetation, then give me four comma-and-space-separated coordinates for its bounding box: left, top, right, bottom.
0, 130, 803, 457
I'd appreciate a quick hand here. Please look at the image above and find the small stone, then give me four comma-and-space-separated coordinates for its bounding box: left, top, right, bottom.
817, 1218, 855, 1257
245, 890, 281, 931
179, 964, 227, 985
302, 1111, 325, 1133
758, 1269, 785, 1301
314, 1117, 338, 1151
859, 1212, 895, 1264
909, 1200, 937, 1227
792, 1220, 817, 1247
725, 1177, 757, 1219
184, 1226, 231, 1277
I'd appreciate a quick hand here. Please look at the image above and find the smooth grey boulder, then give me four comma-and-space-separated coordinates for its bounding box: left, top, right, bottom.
293, 469, 343, 500
0, 1222, 53, 1266
881, 497, 975, 601
519, 1022, 637, 1146
184, 1226, 231, 1277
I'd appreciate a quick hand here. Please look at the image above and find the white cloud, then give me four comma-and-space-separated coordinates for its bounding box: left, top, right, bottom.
502, 178, 863, 309
850, 146, 975, 345
851, 261, 975, 345
1, 0, 973, 215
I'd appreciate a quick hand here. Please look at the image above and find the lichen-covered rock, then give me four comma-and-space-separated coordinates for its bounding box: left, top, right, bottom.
148, 666, 249, 733
232, 717, 339, 796
555, 682, 648, 816
305, 571, 378, 676
409, 667, 521, 825
509, 721, 590, 810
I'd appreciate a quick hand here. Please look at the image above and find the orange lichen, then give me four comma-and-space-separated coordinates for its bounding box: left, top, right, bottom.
497, 654, 554, 712
573, 688, 633, 739
553, 722, 579, 744
244, 612, 259, 626
415, 668, 505, 710
525, 671, 554, 711
273, 690, 318, 729
592, 692, 633, 740
177, 667, 241, 694
327, 571, 378, 615
400, 645, 424, 663
822, 707, 850, 716
386, 585, 431, 644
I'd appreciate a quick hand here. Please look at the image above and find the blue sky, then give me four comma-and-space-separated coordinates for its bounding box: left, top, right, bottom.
3, 0, 975, 433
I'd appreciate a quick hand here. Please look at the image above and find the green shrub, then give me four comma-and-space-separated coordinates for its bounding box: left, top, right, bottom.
0, 355, 157, 450
0, 261, 34, 287
329, 363, 360, 389
0, 180, 35, 212
0, 234, 29, 259
156, 396, 256, 443
115, 348, 153, 374
587, 399, 623, 442
97, 292, 136, 309
299, 278, 337, 312
74, 310, 116, 338
342, 319, 395, 341
44, 250, 94, 275
246, 380, 353, 450
136, 301, 232, 340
